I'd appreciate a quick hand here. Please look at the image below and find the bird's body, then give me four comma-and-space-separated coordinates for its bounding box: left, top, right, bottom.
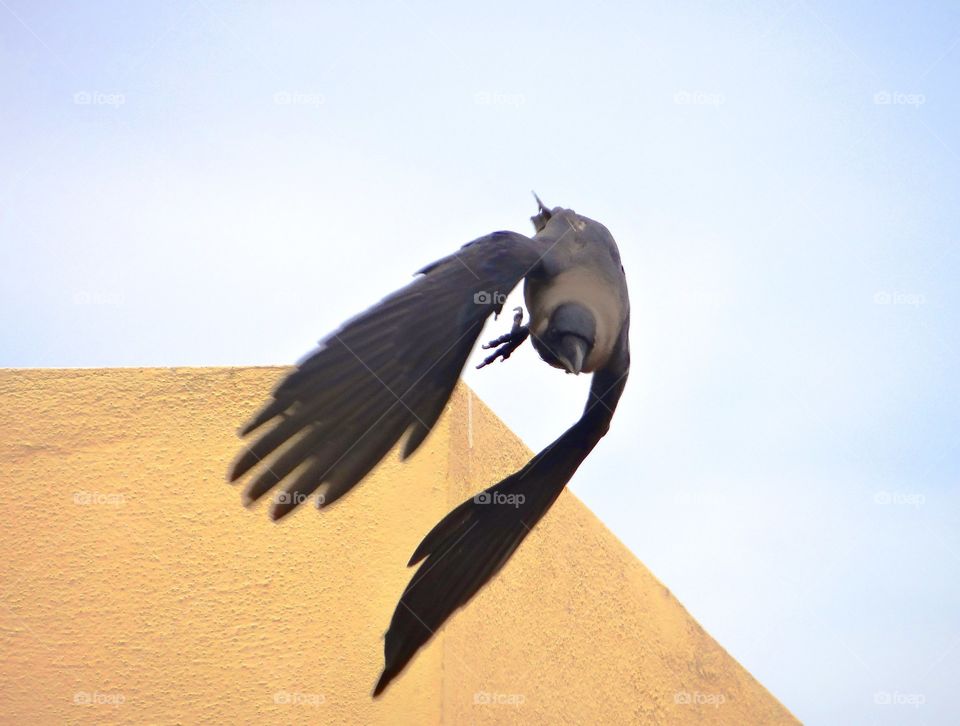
524, 210, 627, 373
228, 199, 630, 696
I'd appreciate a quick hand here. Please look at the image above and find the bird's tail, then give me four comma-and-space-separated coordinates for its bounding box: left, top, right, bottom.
373, 421, 595, 696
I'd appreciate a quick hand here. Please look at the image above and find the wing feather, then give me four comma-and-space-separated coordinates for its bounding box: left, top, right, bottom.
374, 333, 630, 695
228, 231, 545, 519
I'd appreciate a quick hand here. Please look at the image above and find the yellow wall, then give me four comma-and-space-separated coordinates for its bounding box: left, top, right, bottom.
0, 368, 798, 725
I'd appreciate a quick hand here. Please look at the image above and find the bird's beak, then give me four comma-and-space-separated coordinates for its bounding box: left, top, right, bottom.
555, 335, 589, 375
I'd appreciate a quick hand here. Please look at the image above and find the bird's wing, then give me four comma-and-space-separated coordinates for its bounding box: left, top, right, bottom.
228, 231, 546, 519
374, 326, 630, 695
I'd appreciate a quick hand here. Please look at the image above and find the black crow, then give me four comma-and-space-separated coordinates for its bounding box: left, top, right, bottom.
228, 196, 630, 695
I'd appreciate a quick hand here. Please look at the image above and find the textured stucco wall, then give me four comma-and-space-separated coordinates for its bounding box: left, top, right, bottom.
0, 368, 798, 725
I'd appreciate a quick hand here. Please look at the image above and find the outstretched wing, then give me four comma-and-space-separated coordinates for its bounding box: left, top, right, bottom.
374, 328, 630, 695
228, 231, 545, 519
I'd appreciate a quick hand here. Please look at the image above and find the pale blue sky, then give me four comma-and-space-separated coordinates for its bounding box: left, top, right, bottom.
2, 1, 959, 723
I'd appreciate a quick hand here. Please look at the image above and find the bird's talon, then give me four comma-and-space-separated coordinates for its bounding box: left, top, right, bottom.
476, 308, 529, 369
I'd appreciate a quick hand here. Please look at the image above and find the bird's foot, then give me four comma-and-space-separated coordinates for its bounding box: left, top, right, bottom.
477, 307, 529, 369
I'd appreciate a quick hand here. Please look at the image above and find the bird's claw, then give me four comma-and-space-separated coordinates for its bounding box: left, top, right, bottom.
477, 307, 529, 369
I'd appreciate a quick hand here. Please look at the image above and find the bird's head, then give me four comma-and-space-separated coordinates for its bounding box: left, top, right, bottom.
537, 302, 596, 375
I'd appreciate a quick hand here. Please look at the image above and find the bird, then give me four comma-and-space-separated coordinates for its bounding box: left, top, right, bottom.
227, 195, 630, 696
